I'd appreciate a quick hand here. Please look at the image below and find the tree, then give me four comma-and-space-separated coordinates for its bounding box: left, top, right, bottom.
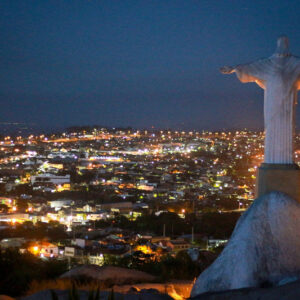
0, 203, 8, 213
0, 249, 68, 296
16, 198, 28, 212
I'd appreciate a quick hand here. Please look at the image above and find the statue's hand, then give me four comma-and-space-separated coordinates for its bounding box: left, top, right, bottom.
220, 66, 235, 74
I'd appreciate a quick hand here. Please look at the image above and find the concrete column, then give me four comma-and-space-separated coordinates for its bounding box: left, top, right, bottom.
256, 163, 300, 201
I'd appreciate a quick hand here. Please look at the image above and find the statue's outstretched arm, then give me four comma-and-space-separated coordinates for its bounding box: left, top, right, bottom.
220, 66, 236, 74
221, 60, 266, 89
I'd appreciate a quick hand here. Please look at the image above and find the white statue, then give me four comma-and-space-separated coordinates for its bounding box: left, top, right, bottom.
221, 36, 300, 164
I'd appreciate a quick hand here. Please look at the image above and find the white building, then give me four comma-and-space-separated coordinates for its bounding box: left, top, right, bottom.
48, 199, 74, 209
31, 173, 70, 185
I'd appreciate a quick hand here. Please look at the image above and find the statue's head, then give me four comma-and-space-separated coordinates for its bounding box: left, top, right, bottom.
275, 36, 290, 56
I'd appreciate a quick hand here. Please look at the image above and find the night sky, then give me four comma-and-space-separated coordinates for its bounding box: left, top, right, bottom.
1, 0, 300, 131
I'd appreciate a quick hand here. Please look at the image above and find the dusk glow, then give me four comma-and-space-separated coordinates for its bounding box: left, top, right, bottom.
1, 1, 300, 131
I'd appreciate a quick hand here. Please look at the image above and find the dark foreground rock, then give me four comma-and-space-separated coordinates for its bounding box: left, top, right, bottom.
21, 289, 173, 300
60, 265, 156, 284
192, 279, 300, 300
113, 281, 193, 299
0, 296, 14, 300
191, 192, 300, 297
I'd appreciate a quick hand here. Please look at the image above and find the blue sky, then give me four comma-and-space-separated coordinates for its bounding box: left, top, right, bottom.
1, 0, 300, 130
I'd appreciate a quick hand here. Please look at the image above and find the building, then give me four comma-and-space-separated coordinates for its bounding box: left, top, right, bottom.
165, 239, 190, 252
31, 173, 70, 190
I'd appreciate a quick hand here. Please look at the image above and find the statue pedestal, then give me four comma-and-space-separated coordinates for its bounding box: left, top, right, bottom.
256, 163, 300, 201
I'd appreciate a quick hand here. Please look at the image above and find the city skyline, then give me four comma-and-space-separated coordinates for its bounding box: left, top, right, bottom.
1, 1, 300, 130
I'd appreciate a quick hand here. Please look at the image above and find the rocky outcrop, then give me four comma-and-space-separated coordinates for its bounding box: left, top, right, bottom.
191, 192, 300, 297
0, 296, 14, 300
61, 265, 156, 284
193, 279, 300, 300
113, 281, 193, 299
22, 289, 173, 300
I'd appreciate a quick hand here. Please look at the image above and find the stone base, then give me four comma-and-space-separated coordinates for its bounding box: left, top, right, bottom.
256, 163, 300, 201
190, 192, 300, 297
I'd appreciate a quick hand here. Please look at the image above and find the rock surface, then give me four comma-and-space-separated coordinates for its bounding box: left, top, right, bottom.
60, 265, 156, 284
193, 279, 300, 300
191, 192, 300, 297
0, 296, 14, 300
113, 281, 192, 299
22, 289, 173, 300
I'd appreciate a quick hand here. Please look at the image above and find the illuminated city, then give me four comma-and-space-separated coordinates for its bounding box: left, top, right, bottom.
2, 127, 299, 260
0, 129, 270, 268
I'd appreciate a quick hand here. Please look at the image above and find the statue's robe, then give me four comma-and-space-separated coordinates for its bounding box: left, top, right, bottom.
235, 55, 300, 164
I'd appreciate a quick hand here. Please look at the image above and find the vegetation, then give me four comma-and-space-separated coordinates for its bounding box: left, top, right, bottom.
0, 221, 68, 240
29, 277, 105, 297
104, 250, 211, 281
0, 249, 68, 296
50, 284, 101, 300
0, 247, 213, 297
96, 211, 241, 239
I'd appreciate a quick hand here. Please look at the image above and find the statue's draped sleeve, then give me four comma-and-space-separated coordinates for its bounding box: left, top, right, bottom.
293, 58, 300, 90
234, 59, 268, 89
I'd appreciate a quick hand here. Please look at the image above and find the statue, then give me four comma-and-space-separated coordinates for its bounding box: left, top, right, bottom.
191, 39, 300, 298
221, 36, 300, 164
